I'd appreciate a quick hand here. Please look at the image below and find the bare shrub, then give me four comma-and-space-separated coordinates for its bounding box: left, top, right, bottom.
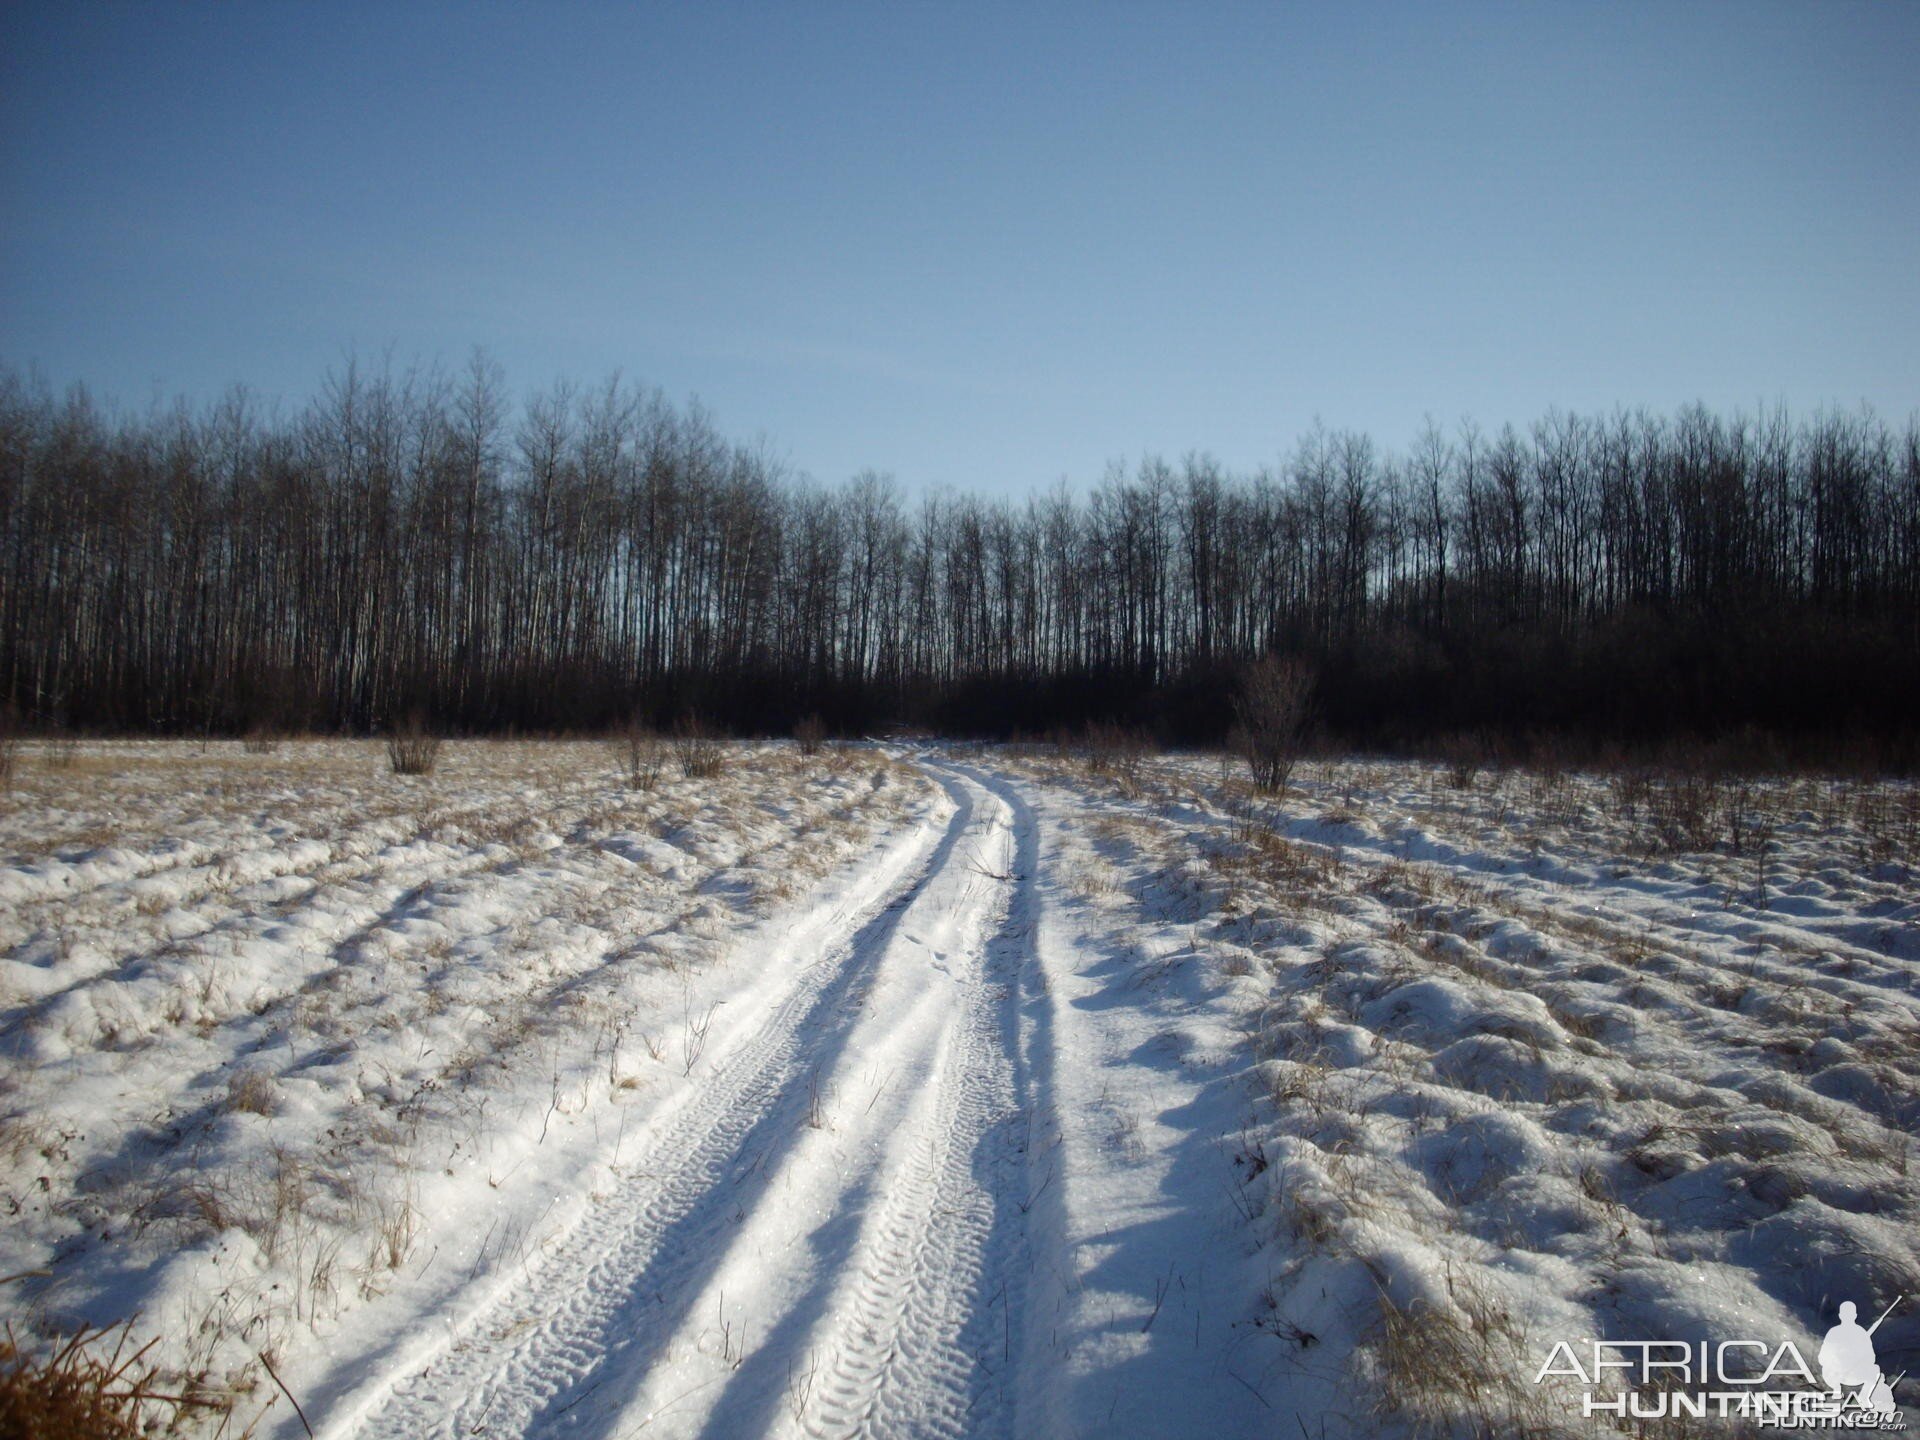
1084, 721, 1150, 789
1438, 735, 1482, 791
616, 721, 665, 791
45, 733, 80, 771
1856, 785, 1919, 867
0, 712, 15, 791
1525, 766, 1582, 826
241, 724, 281, 754
1233, 655, 1313, 793
673, 716, 724, 778
386, 711, 442, 776
794, 713, 828, 757
1650, 770, 1725, 851
1606, 764, 1652, 822
1725, 781, 1777, 857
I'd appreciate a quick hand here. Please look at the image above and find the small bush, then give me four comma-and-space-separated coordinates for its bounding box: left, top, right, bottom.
1650, 770, 1725, 851
794, 713, 828, 757
1438, 735, 1483, 791
1725, 781, 1777, 858
673, 716, 724, 779
1606, 765, 1652, 822
1233, 655, 1314, 793
241, 724, 281, 755
1084, 721, 1150, 790
386, 712, 441, 776
617, 721, 665, 791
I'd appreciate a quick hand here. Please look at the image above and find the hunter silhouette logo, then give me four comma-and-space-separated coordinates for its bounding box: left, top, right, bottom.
1820, 1300, 1901, 1417
1533, 1295, 1909, 1428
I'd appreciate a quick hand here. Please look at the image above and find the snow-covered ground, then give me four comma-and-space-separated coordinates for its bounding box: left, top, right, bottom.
2, 740, 1915, 1437
1004, 747, 1919, 1437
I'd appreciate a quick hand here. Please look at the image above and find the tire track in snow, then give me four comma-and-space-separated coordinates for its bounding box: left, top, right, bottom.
328, 760, 1060, 1440
590, 760, 1047, 1440
327, 784, 971, 1440
777, 764, 1037, 1440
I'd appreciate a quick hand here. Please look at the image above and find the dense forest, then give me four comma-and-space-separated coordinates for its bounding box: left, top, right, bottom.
2, 357, 1915, 756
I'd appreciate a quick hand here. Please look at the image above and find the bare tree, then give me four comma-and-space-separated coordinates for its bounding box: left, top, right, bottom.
1, 357, 1913, 757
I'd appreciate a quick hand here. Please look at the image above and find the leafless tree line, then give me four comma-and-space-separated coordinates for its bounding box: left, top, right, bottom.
1, 355, 1914, 748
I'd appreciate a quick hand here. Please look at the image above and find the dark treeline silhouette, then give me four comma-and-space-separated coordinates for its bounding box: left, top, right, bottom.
2, 357, 1915, 756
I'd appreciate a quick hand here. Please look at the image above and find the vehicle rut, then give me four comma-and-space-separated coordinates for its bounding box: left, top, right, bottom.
331, 762, 1046, 1440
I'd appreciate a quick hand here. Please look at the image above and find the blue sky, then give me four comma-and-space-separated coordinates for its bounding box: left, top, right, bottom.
3, 2, 1915, 495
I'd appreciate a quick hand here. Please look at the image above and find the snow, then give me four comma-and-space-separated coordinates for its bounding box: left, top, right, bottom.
2, 739, 1915, 1436
994, 748, 1918, 1436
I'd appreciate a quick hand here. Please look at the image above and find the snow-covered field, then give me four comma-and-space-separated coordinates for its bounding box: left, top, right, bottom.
2, 740, 1915, 1437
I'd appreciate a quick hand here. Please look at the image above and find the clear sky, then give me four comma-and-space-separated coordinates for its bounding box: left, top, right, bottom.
3, 2, 1916, 495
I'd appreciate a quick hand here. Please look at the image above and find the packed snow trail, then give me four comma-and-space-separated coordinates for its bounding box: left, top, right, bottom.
329, 761, 1045, 1440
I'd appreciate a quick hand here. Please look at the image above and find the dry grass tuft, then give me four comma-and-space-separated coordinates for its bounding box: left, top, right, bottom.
0, 1319, 225, 1438
1369, 1272, 1574, 1439
224, 1068, 280, 1117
